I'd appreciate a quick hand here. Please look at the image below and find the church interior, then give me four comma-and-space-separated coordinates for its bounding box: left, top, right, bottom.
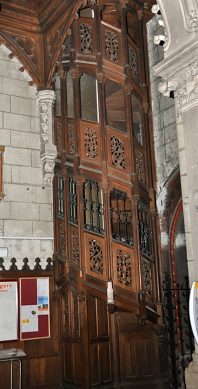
0, 1, 198, 388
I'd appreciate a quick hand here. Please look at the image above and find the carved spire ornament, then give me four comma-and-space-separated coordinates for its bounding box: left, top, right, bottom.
36, 90, 57, 186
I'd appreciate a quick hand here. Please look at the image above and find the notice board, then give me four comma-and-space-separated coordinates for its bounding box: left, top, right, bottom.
0, 280, 19, 342
20, 277, 50, 340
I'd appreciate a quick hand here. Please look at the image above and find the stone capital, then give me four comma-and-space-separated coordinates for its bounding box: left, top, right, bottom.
154, 40, 198, 115
36, 89, 57, 186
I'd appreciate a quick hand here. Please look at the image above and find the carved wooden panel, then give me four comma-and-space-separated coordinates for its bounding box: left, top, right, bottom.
76, 17, 96, 61
80, 120, 101, 164
88, 296, 111, 386
106, 127, 131, 178
71, 292, 80, 338
54, 116, 62, 155
135, 146, 146, 185
69, 225, 80, 268
102, 22, 122, 71
67, 118, 76, 155
58, 218, 66, 259
119, 326, 156, 384
141, 256, 153, 298
112, 242, 137, 292
128, 42, 139, 82
84, 233, 106, 280
64, 342, 82, 385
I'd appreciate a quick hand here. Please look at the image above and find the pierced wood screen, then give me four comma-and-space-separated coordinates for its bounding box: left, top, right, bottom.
84, 233, 106, 280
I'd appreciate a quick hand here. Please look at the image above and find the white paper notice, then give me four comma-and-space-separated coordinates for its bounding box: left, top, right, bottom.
21, 305, 38, 333
37, 278, 49, 297
37, 278, 49, 315
0, 281, 18, 341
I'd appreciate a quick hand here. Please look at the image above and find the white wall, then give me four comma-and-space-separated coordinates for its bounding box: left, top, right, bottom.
147, 17, 179, 213
0, 44, 54, 269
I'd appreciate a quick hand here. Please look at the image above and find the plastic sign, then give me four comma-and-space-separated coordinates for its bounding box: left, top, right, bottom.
189, 281, 198, 344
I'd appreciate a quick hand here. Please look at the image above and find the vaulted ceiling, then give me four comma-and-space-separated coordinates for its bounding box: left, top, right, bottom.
0, 0, 155, 88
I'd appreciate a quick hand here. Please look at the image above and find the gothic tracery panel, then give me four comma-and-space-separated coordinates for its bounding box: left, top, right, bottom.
116, 248, 132, 286
135, 148, 145, 184
67, 120, 76, 154
58, 218, 66, 258
89, 238, 103, 275
80, 23, 93, 53
84, 127, 98, 159
84, 234, 106, 279
111, 136, 125, 169
141, 258, 152, 297
128, 45, 139, 81
71, 228, 80, 267
104, 29, 119, 63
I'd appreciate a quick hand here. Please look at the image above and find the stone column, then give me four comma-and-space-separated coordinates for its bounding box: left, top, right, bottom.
36, 90, 57, 186
155, 54, 198, 389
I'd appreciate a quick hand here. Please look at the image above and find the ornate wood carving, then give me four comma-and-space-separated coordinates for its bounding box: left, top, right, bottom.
128, 45, 138, 81
80, 121, 101, 163
0, 0, 85, 87
116, 248, 132, 286
59, 219, 66, 258
141, 257, 152, 296
135, 147, 145, 184
84, 127, 98, 159
54, 117, 62, 154
111, 135, 125, 169
71, 228, 80, 267
80, 23, 93, 53
104, 29, 119, 62
89, 238, 103, 275
68, 120, 76, 154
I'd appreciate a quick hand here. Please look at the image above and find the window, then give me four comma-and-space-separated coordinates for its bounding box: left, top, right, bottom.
66, 70, 74, 118
55, 74, 61, 117
57, 176, 64, 218
69, 177, 78, 225
83, 180, 104, 234
79, 7, 94, 18
105, 80, 126, 132
138, 201, 152, 257
131, 95, 143, 144
80, 73, 99, 122
110, 189, 133, 246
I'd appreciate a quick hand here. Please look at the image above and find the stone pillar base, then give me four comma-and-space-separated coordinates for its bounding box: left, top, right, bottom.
185, 353, 198, 389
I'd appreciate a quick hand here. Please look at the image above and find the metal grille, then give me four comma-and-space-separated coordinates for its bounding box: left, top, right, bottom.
162, 274, 194, 389
138, 201, 152, 257
83, 180, 104, 234
69, 177, 78, 225
110, 189, 133, 246
57, 176, 64, 218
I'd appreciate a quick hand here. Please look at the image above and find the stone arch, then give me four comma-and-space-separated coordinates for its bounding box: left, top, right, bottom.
159, 167, 182, 275
0, 35, 40, 87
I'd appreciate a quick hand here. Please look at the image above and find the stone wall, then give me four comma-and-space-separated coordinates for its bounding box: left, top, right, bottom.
0, 44, 54, 269
147, 17, 179, 214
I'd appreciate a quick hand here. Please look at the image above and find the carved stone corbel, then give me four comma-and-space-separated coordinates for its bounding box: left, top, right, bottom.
36, 90, 57, 186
